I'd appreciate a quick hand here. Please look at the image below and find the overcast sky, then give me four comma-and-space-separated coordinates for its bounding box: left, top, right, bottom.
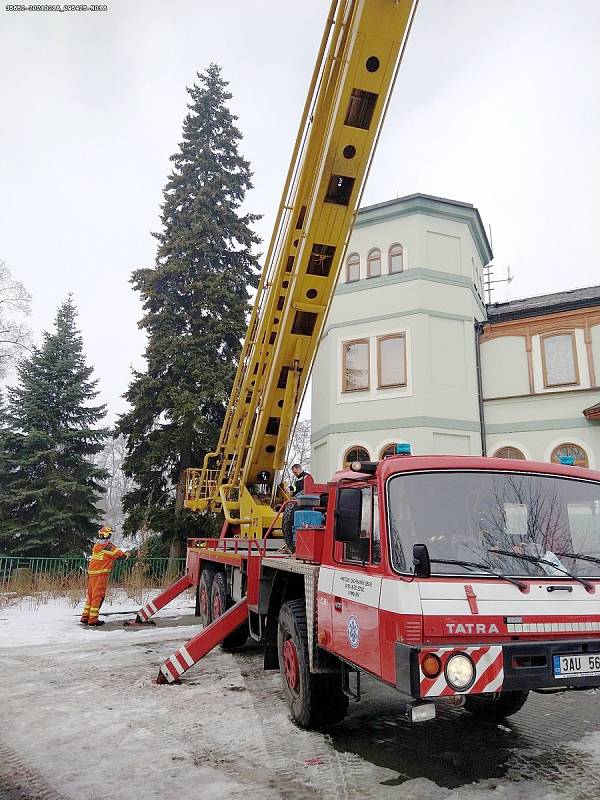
1, 0, 599, 421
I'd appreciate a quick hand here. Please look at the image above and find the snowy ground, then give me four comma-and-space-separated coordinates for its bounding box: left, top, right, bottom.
1, 594, 600, 800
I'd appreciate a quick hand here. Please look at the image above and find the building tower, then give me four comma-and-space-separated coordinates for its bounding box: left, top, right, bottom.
310, 193, 492, 480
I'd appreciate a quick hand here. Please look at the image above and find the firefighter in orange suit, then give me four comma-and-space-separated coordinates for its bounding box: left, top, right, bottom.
80, 526, 128, 626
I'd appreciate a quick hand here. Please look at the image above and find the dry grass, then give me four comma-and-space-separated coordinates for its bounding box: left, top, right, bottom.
0, 591, 21, 611
116, 560, 187, 605
0, 560, 188, 611
0, 572, 87, 611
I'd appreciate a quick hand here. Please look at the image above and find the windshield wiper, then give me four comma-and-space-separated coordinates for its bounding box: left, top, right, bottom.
553, 551, 600, 567
488, 549, 594, 592
429, 558, 528, 591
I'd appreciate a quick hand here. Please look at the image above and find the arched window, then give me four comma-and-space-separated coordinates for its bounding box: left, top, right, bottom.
388, 243, 404, 274
343, 446, 370, 468
367, 248, 381, 278
380, 443, 400, 459
346, 252, 360, 283
551, 443, 589, 468
494, 446, 526, 460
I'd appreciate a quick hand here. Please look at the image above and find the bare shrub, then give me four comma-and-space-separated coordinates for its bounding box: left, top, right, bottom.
1, 558, 189, 611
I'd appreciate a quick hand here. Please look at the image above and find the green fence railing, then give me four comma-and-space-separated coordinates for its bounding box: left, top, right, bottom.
0, 556, 187, 586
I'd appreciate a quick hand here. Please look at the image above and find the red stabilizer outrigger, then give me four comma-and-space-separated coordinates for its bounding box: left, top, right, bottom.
156, 598, 248, 683
126, 574, 194, 626
131, 508, 287, 676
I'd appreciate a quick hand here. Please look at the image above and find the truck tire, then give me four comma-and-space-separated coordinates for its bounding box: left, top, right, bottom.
277, 598, 348, 729
198, 566, 216, 627
210, 571, 249, 651
282, 502, 297, 551
464, 690, 529, 718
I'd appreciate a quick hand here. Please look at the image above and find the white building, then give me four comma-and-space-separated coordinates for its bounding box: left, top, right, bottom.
482, 287, 600, 468
310, 193, 600, 479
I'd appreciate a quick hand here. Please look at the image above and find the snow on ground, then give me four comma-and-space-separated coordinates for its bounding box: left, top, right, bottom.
0, 594, 599, 799
0, 590, 193, 647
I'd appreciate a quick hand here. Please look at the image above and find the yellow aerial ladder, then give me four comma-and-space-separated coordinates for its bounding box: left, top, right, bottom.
184, 0, 419, 538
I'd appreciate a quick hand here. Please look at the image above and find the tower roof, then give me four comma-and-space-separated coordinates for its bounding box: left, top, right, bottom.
355, 193, 493, 265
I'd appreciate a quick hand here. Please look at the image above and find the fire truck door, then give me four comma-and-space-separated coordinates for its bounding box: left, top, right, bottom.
331, 487, 382, 676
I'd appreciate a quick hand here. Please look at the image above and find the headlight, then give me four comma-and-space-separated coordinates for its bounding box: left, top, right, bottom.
445, 653, 475, 691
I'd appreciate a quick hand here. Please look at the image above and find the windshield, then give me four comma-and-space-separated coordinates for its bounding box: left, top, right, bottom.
387, 471, 600, 578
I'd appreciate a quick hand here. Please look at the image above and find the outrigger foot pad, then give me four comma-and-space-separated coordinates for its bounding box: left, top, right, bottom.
156, 670, 178, 685
123, 617, 156, 627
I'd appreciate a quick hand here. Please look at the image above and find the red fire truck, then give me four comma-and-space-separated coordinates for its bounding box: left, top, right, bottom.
139, 452, 600, 728
129, 0, 600, 728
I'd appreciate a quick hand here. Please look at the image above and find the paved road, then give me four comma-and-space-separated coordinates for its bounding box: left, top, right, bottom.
327, 672, 600, 791
2, 610, 600, 800
234, 646, 600, 796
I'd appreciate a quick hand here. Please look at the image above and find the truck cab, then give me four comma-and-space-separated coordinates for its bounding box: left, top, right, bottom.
151, 450, 600, 730
308, 453, 600, 720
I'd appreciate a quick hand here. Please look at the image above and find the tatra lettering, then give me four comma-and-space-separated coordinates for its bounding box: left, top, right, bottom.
445, 622, 499, 635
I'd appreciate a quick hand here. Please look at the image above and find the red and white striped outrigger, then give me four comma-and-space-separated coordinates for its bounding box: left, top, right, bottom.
128, 535, 272, 686
135, 575, 194, 624
158, 599, 248, 684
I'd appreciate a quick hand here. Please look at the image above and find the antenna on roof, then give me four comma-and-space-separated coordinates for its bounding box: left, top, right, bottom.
483, 263, 515, 305
506, 265, 514, 292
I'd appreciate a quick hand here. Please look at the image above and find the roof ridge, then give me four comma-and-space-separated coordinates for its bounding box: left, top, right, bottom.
488, 284, 600, 309
358, 192, 475, 214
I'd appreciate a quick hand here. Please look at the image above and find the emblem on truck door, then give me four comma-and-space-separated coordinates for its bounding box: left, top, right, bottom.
347, 616, 360, 649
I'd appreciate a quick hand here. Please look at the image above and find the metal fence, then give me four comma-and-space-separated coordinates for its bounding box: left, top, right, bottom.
0, 556, 187, 587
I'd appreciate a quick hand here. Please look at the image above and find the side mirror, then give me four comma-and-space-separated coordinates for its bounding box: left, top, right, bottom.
413, 543, 431, 578
334, 487, 362, 542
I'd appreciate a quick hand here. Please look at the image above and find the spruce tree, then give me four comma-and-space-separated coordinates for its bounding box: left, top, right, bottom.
0, 298, 108, 555
0, 392, 12, 553
117, 64, 260, 554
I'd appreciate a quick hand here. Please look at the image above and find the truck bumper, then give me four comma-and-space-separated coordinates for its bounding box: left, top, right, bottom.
395, 639, 600, 699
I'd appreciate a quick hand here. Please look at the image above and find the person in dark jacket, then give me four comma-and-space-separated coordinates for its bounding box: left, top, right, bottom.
290, 464, 310, 496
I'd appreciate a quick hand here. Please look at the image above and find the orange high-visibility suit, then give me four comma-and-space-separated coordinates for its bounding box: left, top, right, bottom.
81, 541, 126, 625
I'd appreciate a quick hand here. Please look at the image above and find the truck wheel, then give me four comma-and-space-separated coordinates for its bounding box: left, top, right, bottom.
198, 567, 216, 627
282, 502, 298, 551
210, 571, 249, 651
277, 599, 348, 729
464, 690, 529, 718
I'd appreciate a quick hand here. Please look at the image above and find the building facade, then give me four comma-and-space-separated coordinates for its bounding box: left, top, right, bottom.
482, 287, 600, 469
310, 193, 600, 480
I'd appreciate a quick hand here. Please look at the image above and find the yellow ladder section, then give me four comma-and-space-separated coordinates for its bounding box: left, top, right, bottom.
185, 0, 418, 537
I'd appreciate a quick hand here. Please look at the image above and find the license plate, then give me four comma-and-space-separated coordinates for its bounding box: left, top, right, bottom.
553, 653, 600, 678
